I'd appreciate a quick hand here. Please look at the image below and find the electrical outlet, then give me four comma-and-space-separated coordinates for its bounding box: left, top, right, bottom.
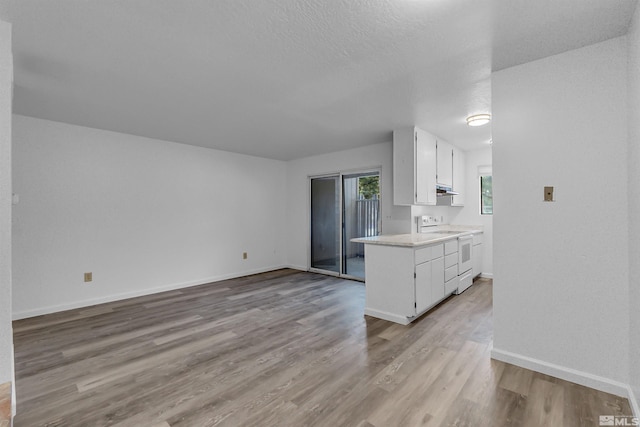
243, 252, 248, 260
84, 272, 92, 282
544, 186, 554, 202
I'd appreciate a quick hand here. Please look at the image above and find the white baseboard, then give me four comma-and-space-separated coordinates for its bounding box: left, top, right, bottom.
491, 347, 629, 398
480, 272, 493, 279
629, 385, 640, 418
10, 342, 15, 417
364, 308, 410, 325
12, 265, 290, 320
284, 264, 309, 272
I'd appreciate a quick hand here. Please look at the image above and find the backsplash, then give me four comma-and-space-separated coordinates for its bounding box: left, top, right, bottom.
410, 204, 462, 233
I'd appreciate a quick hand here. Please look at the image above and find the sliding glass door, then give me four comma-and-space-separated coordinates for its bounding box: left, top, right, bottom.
310, 176, 340, 273
310, 171, 380, 280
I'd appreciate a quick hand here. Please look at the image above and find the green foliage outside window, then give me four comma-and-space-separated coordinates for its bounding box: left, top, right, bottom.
481, 176, 493, 215
358, 176, 380, 199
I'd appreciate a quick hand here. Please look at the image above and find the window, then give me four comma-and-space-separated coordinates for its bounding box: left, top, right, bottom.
480, 175, 493, 215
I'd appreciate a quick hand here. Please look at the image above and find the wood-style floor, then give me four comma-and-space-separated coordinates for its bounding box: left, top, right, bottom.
13, 269, 632, 426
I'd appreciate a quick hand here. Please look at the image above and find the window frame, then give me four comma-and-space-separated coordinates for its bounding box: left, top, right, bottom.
480, 174, 493, 215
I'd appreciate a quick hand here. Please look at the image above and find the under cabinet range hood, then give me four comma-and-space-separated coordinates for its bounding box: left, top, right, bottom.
436, 184, 459, 196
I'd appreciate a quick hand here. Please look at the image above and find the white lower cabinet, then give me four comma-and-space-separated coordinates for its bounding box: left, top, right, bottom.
363, 240, 455, 325
445, 276, 459, 295
444, 239, 459, 295
415, 261, 432, 314
431, 255, 445, 303
416, 246, 445, 314
444, 265, 458, 282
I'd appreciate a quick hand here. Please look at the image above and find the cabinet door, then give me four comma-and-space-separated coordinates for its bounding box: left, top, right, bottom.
415, 261, 432, 314
431, 256, 445, 303
393, 127, 417, 206
436, 140, 453, 187
415, 128, 437, 205
451, 147, 465, 206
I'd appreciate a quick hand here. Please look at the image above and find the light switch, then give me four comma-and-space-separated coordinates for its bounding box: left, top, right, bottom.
544, 186, 554, 202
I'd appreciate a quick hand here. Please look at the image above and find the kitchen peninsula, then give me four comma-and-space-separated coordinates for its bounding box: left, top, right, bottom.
353, 227, 482, 325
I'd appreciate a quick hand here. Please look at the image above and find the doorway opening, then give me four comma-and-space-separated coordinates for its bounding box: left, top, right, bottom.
310, 170, 380, 281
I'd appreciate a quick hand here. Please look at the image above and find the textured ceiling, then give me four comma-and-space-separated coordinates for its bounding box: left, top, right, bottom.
0, 0, 636, 160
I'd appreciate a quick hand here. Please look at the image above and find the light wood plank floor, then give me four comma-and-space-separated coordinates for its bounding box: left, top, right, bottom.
13, 269, 632, 426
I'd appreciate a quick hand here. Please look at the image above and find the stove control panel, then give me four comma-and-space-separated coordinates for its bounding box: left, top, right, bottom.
418, 215, 442, 232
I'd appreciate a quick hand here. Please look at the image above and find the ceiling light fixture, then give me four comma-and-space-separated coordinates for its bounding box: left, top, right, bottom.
466, 114, 491, 127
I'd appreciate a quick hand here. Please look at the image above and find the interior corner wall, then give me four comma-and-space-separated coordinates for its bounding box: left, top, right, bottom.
627, 2, 640, 414
491, 37, 630, 394
0, 20, 13, 388
449, 146, 493, 276
285, 142, 410, 270
12, 115, 288, 319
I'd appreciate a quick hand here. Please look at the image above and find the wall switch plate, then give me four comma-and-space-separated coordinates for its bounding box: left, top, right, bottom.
544, 186, 554, 202
243, 252, 248, 259
84, 272, 92, 282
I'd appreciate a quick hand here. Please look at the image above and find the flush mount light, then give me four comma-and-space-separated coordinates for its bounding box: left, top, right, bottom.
466, 114, 491, 127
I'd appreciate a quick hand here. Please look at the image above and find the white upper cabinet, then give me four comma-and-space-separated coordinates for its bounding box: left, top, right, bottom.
393, 127, 466, 206
393, 127, 437, 206
436, 139, 453, 188
451, 147, 466, 206
415, 128, 437, 205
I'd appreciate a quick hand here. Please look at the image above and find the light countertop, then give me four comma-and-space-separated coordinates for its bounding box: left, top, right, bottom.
351, 226, 482, 248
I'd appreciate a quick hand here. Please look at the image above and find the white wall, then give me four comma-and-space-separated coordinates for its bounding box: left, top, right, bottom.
627, 2, 640, 414
491, 38, 630, 394
285, 141, 410, 270
0, 21, 13, 390
450, 147, 493, 276
12, 115, 287, 318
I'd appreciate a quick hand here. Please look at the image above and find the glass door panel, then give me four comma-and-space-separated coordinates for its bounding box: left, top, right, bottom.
310, 176, 340, 273
342, 172, 380, 280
